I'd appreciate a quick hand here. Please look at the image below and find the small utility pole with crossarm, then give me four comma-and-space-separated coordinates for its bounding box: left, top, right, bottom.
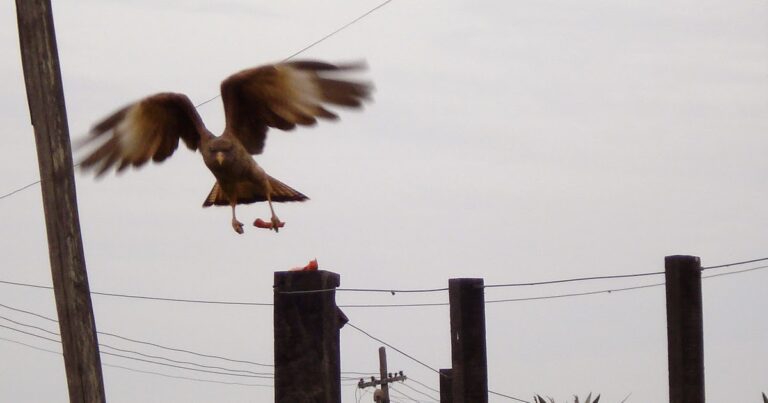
357, 347, 407, 403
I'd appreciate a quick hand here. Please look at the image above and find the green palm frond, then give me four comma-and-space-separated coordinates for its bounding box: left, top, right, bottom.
533, 393, 602, 403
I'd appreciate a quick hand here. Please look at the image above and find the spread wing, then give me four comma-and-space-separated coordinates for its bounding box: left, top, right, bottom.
220, 60, 372, 155
80, 93, 211, 176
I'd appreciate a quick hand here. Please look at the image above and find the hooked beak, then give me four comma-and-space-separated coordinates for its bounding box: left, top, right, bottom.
215, 151, 224, 166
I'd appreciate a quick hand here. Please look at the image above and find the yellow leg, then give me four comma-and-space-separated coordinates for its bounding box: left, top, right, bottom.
267, 193, 281, 233
231, 203, 244, 234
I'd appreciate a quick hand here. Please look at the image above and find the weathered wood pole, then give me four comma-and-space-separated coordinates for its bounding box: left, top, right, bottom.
15, 1, 105, 402
378, 347, 391, 403
449, 278, 488, 403
665, 255, 705, 403
439, 368, 453, 403
274, 270, 343, 403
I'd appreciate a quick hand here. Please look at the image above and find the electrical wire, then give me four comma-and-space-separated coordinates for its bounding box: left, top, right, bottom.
276, 257, 768, 296
5, 261, 768, 311
101, 363, 273, 387
97, 330, 273, 367
701, 256, 768, 270
406, 376, 441, 394
483, 271, 664, 289
346, 322, 442, 376
0, 336, 272, 387
98, 343, 271, 376
0, 180, 40, 201
0, 322, 273, 379
278, 286, 449, 295
281, 0, 394, 62
389, 385, 428, 403
0, 302, 56, 322
3, 262, 767, 308
701, 264, 768, 279
398, 381, 440, 402
0, 301, 273, 367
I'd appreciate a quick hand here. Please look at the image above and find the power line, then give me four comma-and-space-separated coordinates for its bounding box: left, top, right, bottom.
98, 343, 271, 376
700, 264, 768, 279
0, 180, 40, 201
0, 279, 272, 306
0, 301, 274, 367
98, 330, 274, 368
0, 302, 57, 322
398, 381, 440, 402
0, 336, 272, 388
0, 321, 273, 379
101, 363, 272, 388
197, 0, 393, 109
701, 256, 768, 270
486, 282, 664, 304
406, 376, 441, 394
280, 272, 666, 296
483, 271, 664, 289
346, 322, 442, 376
3, 262, 767, 308
280, 0, 394, 62
278, 286, 449, 295
389, 385, 431, 403
308, 263, 768, 307
91, 290, 272, 306
484, 265, 768, 304
99, 349, 273, 379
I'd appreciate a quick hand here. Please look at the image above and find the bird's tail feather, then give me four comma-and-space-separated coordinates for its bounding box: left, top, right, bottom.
202, 177, 309, 207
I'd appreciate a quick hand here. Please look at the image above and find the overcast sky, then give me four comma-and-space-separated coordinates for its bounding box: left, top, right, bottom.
1, 0, 767, 402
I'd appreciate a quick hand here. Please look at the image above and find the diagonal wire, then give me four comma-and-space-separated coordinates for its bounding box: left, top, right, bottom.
0, 180, 40, 201
346, 322, 442, 376
281, 0, 394, 61
194, 0, 394, 109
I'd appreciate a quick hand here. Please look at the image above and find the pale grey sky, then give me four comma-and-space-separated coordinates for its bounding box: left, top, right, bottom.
1, 1, 767, 402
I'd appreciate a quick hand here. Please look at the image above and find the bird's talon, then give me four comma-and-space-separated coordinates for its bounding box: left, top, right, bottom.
232, 219, 244, 234
271, 217, 284, 233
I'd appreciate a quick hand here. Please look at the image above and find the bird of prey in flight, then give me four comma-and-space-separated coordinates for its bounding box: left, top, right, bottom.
80, 60, 371, 234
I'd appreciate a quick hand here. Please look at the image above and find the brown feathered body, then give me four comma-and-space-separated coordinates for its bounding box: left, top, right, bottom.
80, 60, 371, 233
200, 135, 307, 207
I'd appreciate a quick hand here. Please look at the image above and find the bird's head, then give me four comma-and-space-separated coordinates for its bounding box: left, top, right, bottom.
208, 139, 234, 166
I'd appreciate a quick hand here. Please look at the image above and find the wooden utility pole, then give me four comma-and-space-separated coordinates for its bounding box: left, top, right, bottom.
439, 368, 453, 403
357, 348, 406, 402
15, 1, 106, 402
274, 270, 345, 403
665, 255, 705, 403
449, 278, 488, 403
378, 346, 391, 403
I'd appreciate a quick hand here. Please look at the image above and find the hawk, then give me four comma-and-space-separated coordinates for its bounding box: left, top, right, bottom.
80, 60, 371, 234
